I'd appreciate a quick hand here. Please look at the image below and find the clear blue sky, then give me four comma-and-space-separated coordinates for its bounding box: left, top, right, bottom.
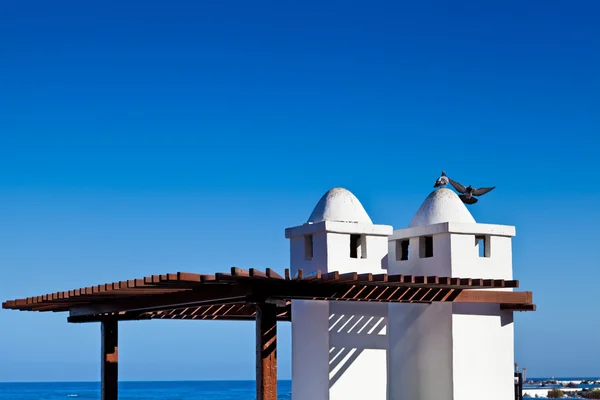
1, 0, 599, 382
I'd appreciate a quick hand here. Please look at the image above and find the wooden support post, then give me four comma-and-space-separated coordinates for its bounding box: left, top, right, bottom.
256, 303, 277, 400
101, 319, 118, 400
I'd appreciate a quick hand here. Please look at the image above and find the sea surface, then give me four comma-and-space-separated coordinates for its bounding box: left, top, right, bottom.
0, 381, 292, 400
1, 378, 599, 399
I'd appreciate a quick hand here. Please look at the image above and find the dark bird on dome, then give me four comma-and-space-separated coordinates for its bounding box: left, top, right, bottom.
448, 178, 495, 204
434, 171, 449, 188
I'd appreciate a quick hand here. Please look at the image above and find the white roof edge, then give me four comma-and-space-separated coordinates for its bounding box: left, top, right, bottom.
286, 220, 393, 238
389, 222, 516, 240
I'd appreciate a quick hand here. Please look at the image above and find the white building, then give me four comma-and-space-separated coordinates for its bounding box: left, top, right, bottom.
286, 187, 518, 400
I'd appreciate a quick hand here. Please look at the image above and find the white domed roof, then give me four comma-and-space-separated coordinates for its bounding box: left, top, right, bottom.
308, 188, 372, 224
408, 188, 475, 228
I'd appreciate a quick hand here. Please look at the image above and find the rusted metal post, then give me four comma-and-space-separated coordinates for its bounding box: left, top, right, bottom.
101, 319, 118, 400
256, 302, 277, 400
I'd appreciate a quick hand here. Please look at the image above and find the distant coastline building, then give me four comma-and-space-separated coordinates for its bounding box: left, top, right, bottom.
287, 187, 519, 400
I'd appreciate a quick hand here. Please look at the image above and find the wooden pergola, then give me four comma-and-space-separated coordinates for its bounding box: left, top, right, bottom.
2, 267, 535, 400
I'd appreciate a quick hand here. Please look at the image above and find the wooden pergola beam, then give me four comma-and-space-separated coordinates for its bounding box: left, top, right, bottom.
453, 290, 531, 305
3, 268, 535, 318
3, 268, 524, 312
65, 288, 531, 319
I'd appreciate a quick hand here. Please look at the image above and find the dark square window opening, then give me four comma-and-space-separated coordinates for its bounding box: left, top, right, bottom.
476, 235, 491, 258
419, 236, 433, 258
350, 234, 366, 259
304, 235, 313, 260
396, 239, 409, 261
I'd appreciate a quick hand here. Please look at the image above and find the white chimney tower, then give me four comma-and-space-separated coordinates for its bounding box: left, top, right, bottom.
285, 188, 393, 400
387, 188, 517, 400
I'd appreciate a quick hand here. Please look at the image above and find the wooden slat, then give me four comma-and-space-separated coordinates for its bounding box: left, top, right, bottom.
339, 285, 363, 300
316, 271, 356, 283
215, 272, 233, 281
427, 276, 440, 284
391, 287, 412, 301
363, 286, 385, 301
430, 288, 450, 302
373, 286, 393, 301
301, 270, 322, 281
201, 275, 216, 283
231, 267, 250, 277
338, 272, 358, 282
320, 271, 339, 282
419, 288, 439, 302
265, 268, 284, 280
177, 272, 203, 282
438, 277, 450, 285
443, 289, 461, 302
366, 286, 391, 301
249, 269, 267, 278
407, 288, 424, 302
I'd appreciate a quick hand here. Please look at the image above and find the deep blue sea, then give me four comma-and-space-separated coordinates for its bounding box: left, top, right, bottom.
1, 378, 599, 399
0, 381, 292, 400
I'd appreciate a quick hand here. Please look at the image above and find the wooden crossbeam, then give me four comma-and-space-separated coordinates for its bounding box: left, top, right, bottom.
454, 290, 532, 305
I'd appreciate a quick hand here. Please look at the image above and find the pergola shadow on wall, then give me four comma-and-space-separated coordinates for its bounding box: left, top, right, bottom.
2, 267, 535, 400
